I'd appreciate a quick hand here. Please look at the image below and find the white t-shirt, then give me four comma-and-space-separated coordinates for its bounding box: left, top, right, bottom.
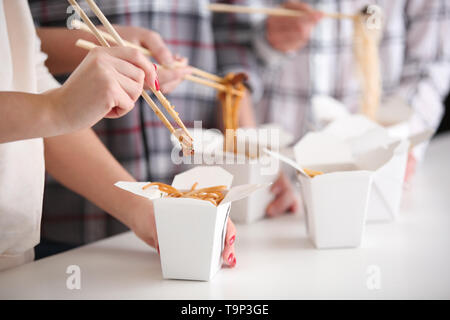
0, 0, 60, 271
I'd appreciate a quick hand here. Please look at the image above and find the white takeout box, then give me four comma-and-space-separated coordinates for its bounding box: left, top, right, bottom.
176, 124, 293, 224
217, 152, 279, 224
115, 166, 267, 281
209, 125, 293, 224
311, 95, 350, 129
266, 130, 401, 248
376, 96, 414, 139
323, 115, 411, 222
170, 127, 224, 154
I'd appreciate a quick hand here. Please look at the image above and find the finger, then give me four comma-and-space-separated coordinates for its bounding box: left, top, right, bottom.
174, 56, 189, 66
284, 1, 315, 13
266, 191, 299, 217
115, 72, 143, 101
104, 83, 136, 118
284, 1, 323, 25
157, 67, 192, 85
268, 16, 301, 32
159, 79, 183, 94
222, 219, 237, 268
270, 174, 285, 195
143, 67, 191, 91
111, 57, 146, 85
104, 47, 158, 90
311, 10, 324, 22
140, 31, 174, 66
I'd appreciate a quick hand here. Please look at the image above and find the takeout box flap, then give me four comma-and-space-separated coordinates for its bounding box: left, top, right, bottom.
221, 183, 271, 205
377, 95, 413, 126
294, 132, 354, 167
353, 141, 400, 171
312, 95, 350, 124
114, 181, 163, 200
235, 123, 295, 153
348, 127, 395, 156
408, 129, 434, 149
323, 115, 381, 140
172, 166, 233, 190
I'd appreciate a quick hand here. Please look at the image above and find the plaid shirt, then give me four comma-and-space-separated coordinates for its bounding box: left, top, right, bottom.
214, 0, 450, 140
29, 0, 249, 245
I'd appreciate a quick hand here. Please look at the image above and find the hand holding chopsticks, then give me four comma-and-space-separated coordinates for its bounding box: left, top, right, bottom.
72, 20, 243, 97
67, 0, 194, 153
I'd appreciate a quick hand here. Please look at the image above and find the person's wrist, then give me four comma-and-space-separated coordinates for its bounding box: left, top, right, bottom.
41, 88, 73, 136
128, 197, 157, 248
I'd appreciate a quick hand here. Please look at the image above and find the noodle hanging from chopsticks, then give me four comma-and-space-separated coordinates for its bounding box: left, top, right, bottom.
217, 73, 247, 153
352, 9, 382, 120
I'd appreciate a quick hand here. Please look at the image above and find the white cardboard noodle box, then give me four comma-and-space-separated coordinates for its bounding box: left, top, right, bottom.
221, 125, 293, 224
323, 115, 435, 222
115, 166, 269, 281
175, 124, 293, 224
265, 131, 404, 249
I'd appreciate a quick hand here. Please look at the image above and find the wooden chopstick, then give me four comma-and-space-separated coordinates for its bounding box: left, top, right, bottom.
68, 0, 193, 149
73, 20, 224, 84
84, 0, 194, 141
75, 38, 243, 97
208, 3, 355, 20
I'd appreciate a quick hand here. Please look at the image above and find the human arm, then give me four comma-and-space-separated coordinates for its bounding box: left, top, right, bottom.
36, 26, 190, 92
0, 46, 157, 143
43, 128, 159, 248
384, 1, 450, 137
43, 128, 237, 266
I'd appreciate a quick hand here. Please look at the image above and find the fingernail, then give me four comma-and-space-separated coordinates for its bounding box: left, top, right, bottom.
228, 253, 234, 264
153, 63, 157, 71
229, 235, 235, 246
232, 257, 237, 267
157, 246, 160, 255
155, 78, 160, 91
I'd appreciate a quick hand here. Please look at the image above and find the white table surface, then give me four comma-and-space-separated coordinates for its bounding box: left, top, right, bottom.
1, 134, 449, 300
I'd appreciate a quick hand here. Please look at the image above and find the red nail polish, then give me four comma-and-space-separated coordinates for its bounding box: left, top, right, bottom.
229, 235, 235, 246
155, 78, 160, 91
232, 257, 236, 267
228, 253, 234, 264
153, 63, 157, 71
157, 246, 160, 255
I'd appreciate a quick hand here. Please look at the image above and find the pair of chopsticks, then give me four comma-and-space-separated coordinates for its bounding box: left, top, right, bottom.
67, 0, 193, 152
72, 21, 244, 97
208, 3, 356, 20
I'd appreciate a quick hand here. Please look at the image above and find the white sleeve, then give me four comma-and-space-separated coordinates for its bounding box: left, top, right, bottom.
34, 34, 61, 93
384, 1, 450, 159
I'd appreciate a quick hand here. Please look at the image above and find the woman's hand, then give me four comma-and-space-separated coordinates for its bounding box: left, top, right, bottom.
48, 46, 157, 132
222, 219, 237, 268
266, 173, 299, 217
130, 200, 159, 251
114, 25, 191, 93
266, 1, 323, 53
155, 56, 192, 94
